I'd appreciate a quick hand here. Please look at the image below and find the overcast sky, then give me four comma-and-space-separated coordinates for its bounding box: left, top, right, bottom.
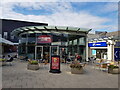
0, 0, 119, 33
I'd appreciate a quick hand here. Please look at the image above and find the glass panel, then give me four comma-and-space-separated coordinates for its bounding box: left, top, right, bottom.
27, 46, 35, 59
20, 44, 26, 54
36, 47, 43, 59
73, 39, 77, 45
50, 46, 59, 55
28, 37, 36, 44
28, 33, 36, 44
19, 34, 27, 44
79, 37, 85, 45
43, 46, 50, 62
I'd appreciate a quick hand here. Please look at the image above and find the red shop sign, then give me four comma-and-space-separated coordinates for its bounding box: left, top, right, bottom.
37, 35, 52, 43
51, 57, 60, 69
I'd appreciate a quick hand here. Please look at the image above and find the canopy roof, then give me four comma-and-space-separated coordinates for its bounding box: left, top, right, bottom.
88, 36, 120, 42
11, 26, 92, 37
0, 37, 14, 45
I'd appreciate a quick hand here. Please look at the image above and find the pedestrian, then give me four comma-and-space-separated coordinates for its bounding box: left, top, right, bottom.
72, 58, 79, 64
6, 55, 14, 65
61, 48, 66, 63
76, 53, 82, 63
2, 55, 5, 59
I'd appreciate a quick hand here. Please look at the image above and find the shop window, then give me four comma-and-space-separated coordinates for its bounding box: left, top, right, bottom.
28, 34, 36, 44
21, 45, 26, 54
28, 38, 36, 44
27, 46, 35, 59
20, 34, 27, 44
11, 35, 14, 39
79, 37, 85, 45
27, 46, 35, 53
4, 32, 8, 39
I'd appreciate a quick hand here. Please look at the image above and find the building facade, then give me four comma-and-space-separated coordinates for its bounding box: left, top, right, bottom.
88, 31, 120, 61
11, 26, 91, 62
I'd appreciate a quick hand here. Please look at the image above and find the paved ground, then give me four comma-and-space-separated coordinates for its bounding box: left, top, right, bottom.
2, 59, 119, 88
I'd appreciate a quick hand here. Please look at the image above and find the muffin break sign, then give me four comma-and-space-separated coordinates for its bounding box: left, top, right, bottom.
37, 35, 52, 43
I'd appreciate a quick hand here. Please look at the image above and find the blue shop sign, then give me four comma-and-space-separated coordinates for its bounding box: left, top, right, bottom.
88, 42, 107, 47
114, 48, 120, 61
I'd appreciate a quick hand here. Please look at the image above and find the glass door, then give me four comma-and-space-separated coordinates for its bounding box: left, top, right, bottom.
50, 46, 59, 63
35, 46, 43, 60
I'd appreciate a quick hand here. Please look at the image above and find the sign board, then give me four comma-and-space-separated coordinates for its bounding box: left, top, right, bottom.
88, 42, 107, 47
37, 35, 52, 43
51, 57, 59, 69
114, 48, 120, 61
51, 42, 61, 45
49, 55, 61, 73
92, 50, 96, 55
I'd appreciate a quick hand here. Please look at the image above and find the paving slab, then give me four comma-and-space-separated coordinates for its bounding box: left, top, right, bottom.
2, 60, 119, 88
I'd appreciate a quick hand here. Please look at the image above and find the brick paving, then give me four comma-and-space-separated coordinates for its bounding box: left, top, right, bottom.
2, 59, 118, 88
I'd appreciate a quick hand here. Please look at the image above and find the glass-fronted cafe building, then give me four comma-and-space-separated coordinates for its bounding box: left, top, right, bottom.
11, 26, 91, 62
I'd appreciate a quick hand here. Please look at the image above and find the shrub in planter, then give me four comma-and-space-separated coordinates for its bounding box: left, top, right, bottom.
29, 60, 39, 65
108, 65, 120, 74
0, 59, 7, 66
27, 60, 39, 70
70, 62, 84, 74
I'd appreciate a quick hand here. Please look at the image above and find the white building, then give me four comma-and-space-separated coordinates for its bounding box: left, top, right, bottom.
88, 31, 120, 62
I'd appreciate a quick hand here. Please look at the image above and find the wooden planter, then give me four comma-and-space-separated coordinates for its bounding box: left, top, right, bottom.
108, 67, 120, 74
27, 63, 39, 70
71, 67, 84, 74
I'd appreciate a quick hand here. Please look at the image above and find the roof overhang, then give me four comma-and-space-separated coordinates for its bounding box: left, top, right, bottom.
0, 37, 14, 45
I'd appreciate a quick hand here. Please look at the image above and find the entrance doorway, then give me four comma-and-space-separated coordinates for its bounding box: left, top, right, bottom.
35, 46, 59, 62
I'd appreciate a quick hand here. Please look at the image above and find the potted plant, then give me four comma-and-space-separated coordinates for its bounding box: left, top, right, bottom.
108, 65, 120, 74
27, 60, 39, 70
70, 62, 84, 74
0, 59, 7, 66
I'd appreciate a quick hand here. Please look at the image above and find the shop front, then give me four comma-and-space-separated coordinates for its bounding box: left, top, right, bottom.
88, 37, 120, 61
11, 26, 91, 62
88, 41, 108, 60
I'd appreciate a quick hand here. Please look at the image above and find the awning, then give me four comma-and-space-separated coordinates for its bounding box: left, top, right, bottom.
0, 37, 14, 45
11, 26, 92, 37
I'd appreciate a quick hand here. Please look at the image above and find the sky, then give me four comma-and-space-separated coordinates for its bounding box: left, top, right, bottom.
0, 0, 119, 33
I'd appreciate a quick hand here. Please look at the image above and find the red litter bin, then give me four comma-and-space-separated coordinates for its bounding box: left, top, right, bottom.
49, 55, 61, 73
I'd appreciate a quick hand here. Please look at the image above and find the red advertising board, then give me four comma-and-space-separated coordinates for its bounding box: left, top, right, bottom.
51, 57, 59, 69
37, 35, 52, 43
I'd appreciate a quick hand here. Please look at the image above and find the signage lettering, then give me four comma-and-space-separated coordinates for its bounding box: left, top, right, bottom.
37, 35, 52, 43
88, 42, 107, 47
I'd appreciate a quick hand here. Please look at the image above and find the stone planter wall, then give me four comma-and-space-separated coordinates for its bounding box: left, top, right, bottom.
71, 67, 84, 74
108, 67, 120, 74
0, 62, 7, 66
27, 63, 39, 70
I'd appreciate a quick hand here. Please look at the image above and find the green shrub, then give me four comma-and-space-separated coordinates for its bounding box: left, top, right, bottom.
0, 59, 6, 62
29, 60, 38, 65
108, 65, 119, 68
